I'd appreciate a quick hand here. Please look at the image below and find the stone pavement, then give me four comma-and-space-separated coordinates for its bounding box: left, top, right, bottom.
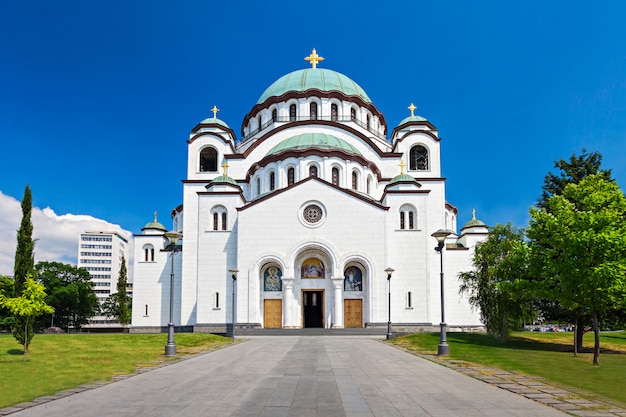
1, 336, 620, 417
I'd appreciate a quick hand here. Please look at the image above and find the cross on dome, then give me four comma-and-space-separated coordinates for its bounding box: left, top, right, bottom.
408, 103, 417, 117
221, 161, 229, 176
211, 105, 220, 118
304, 48, 324, 69
399, 160, 406, 175
472, 208, 476, 219
153, 211, 158, 222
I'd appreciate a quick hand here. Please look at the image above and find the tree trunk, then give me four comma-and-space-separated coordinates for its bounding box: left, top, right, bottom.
574, 315, 584, 354
23, 319, 28, 362
592, 311, 600, 365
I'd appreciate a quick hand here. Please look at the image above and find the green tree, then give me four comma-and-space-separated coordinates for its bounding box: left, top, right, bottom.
527, 175, 626, 365
0, 275, 14, 332
34, 262, 99, 331
116, 256, 130, 326
100, 292, 132, 326
459, 223, 534, 341
0, 275, 54, 359
12, 185, 36, 348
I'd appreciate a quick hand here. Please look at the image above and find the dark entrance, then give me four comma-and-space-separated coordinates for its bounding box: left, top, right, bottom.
303, 291, 323, 328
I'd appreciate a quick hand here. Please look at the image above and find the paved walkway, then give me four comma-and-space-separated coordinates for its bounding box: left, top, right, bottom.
1, 336, 595, 416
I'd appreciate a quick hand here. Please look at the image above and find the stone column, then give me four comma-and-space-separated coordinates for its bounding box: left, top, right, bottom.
282, 278, 296, 328
331, 277, 344, 328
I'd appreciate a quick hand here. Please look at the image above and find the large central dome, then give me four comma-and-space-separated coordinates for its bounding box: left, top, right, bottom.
257, 68, 371, 104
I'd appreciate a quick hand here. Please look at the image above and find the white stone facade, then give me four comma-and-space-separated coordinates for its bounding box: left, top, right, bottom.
131, 54, 487, 332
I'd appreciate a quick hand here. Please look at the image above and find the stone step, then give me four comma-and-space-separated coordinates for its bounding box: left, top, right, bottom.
234, 327, 388, 336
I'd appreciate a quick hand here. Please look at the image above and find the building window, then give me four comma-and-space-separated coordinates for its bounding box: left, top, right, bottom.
289, 104, 296, 121
350, 107, 356, 121
309, 165, 318, 177
212, 206, 228, 231
221, 212, 227, 231
258, 115, 262, 130
272, 108, 277, 122
407, 292, 413, 308
143, 244, 154, 262
269, 171, 275, 191
288, 167, 295, 185
400, 212, 405, 230
200, 147, 218, 172
332, 167, 339, 186
331, 103, 338, 121
310, 102, 318, 120
409, 145, 429, 171
215, 292, 220, 308
145, 304, 149, 316
367, 177, 372, 194
366, 115, 371, 130
257, 177, 261, 194
213, 212, 218, 231
351, 171, 358, 190
399, 204, 417, 230
408, 211, 414, 229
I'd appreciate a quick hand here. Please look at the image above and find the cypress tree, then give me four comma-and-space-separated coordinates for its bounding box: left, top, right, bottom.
13, 185, 35, 348
117, 255, 130, 326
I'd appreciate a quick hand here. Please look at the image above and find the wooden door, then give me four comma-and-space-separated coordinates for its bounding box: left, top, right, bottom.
344, 299, 362, 328
264, 299, 282, 328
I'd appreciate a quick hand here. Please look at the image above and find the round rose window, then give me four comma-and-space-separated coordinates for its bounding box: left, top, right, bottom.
303, 204, 323, 224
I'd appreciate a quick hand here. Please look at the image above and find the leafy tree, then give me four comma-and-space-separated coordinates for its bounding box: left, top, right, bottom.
0, 275, 54, 359
116, 256, 130, 326
0, 275, 14, 332
459, 223, 534, 341
527, 175, 626, 365
12, 185, 36, 348
34, 262, 99, 331
100, 292, 132, 325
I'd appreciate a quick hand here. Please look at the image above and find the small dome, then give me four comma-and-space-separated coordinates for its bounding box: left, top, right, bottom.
462, 214, 487, 230
389, 173, 418, 185
258, 68, 371, 104
210, 175, 238, 186
142, 220, 167, 232
267, 133, 361, 156
398, 115, 428, 125
199, 117, 230, 129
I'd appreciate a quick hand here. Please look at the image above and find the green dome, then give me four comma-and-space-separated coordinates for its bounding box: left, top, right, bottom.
389, 173, 418, 185
211, 175, 238, 186
267, 133, 361, 156
142, 220, 167, 232
258, 69, 371, 104
200, 117, 230, 129
398, 115, 428, 125
462, 217, 487, 229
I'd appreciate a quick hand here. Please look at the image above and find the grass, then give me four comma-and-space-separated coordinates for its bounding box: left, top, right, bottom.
0, 333, 231, 409
393, 330, 626, 407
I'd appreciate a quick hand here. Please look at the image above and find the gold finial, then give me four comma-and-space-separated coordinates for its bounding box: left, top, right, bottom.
399, 160, 406, 175
211, 105, 220, 119
153, 211, 158, 222
408, 103, 416, 117
472, 209, 476, 219
221, 160, 229, 176
304, 48, 324, 69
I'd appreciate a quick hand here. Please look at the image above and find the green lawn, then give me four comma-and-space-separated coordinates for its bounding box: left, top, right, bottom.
0, 333, 230, 409
393, 330, 626, 407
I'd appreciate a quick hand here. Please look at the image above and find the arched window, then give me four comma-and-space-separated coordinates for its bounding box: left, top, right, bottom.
213, 212, 219, 231
409, 145, 429, 171
399, 204, 417, 230
310, 102, 318, 120
309, 165, 318, 177
331, 104, 338, 121
332, 167, 339, 186
269, 171, 276, 191
366, 176, 372, 194
199, 147, 218, 172
351, 171, 358, 190
350, 107, 356, 121
272, 108, 277, 122
256, 177, 261, 195
221, 212, 227, 231
287, 167, 295, 185
344, 265, 363, 291
263, 265, 282, 291
211, 206, 228, 231
366, 115, 371, 130
258, 115, 262, 130
289, 104, 296, 121
143, 244, 155, 262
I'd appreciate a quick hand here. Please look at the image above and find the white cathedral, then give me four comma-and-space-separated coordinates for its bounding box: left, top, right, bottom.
131, 49, 488, 333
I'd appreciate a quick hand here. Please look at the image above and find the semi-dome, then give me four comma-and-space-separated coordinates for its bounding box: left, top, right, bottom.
267, 133, 361, 156
257, 68, 371, 104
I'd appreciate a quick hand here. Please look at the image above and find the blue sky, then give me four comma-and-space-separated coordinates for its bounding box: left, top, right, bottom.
1, 1, 626, 274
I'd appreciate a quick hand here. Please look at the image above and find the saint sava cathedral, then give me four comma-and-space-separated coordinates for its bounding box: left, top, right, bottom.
130, 50, 488, 333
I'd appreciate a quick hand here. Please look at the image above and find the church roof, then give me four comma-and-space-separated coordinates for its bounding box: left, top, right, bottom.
461, 210, 487, 230
267, 133, 362, 156
210, 175, 238, 186
389, 173, 418, 185
142, 219, 167, 232
199, 117, 230, 129
398, 114, 428, 125
257, 68, 371, 104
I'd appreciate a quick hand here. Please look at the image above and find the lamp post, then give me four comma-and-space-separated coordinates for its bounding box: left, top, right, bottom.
384, 267, 395, 340
164, 230, 182, 356
229, 269, 238, 343
431, 229, 452, 356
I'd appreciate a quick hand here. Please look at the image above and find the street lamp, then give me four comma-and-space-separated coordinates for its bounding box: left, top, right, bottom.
431, 229, 452, 356
229, 269, 238, 343
164, 230, 182, 356
384, 267, 395, 340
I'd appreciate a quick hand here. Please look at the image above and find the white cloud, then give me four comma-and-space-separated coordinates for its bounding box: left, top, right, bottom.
0, 191, 133, 277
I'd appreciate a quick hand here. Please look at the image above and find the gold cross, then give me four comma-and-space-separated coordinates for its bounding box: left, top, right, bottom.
408, 103, 416, 117
304, 48, 324, 69
399, 160, 406, 175
211, 105, 219, 118
472, 208, 476, 219
221, 161, 229, 176
153, 211, 158, 222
